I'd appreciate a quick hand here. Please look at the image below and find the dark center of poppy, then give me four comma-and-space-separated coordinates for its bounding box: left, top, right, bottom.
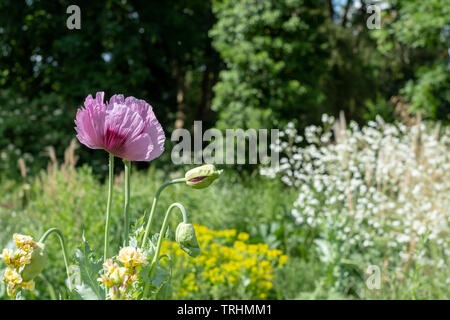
104, 128, 127, 153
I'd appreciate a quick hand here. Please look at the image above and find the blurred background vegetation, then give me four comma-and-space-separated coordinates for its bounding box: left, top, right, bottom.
0, 0, 449, 300
0, 0, 448, 179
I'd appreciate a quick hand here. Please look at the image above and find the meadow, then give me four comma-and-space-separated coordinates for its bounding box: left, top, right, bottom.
1, 115, 448, 300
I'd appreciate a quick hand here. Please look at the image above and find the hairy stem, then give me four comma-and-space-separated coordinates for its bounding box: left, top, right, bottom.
123, 160, 131, 245
142, 203, 188, 299
104, 153, 114, 261
39, 228, 73, 292
140, 178, 185, 249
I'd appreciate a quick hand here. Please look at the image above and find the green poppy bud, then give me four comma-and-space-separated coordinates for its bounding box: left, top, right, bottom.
21, 242, 46, 282
185, 164, 222, 189
175, 223, 201, 258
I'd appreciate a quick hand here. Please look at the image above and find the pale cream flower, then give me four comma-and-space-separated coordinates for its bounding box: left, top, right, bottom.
102, 259, 117, 275
13, 234, 35, 248
19, 243, 35, 253
99, 260, 128, 288
109, 266, 128, 285
100, 248, 146, 300
97, 274, 113, 287
21, 280, 35, 291
1, 248, 13, 265
3, 267, 22, 285
15, 249, 32, 267
117, 246, 147, 268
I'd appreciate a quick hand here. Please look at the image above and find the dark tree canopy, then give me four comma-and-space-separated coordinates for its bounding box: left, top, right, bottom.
0, 0, 447, 179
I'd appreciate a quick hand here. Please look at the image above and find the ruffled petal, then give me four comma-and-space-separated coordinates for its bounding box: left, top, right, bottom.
125, 97, 165, 161
146, 117, 165, 161
84, 92, 105, 109
74, 103, 106, 149
102, 103, 146, 158
109, 94, 125, 106
122, 133, 155, 161
75, 92, 165, 162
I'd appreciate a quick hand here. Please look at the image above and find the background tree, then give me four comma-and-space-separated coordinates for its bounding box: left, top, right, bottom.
210, 0, 329, 129
0, 0, 447, 179
370, 0, 449, 121
0, 0, 218, 178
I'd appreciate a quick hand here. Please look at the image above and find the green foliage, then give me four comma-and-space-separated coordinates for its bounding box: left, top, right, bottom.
0, 163, 296, 299
210, 0, 328, 129
0, 0, 218, 179
0, 0, 449, 300
261, 117, 450, 299
371, 0, 450, 121
375, 0, 450, 49
363, 95, 395, 122
401, 64, 450, 120
0, 90, 73, 180
1, 150, 449, 299
73, 238, 104, 300
0, 0, 448, 181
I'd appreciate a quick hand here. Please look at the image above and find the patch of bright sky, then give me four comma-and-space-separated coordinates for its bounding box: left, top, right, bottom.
102, 52, 112, 63
332, 0, 390, 21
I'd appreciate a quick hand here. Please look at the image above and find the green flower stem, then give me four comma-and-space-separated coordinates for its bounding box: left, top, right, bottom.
142, 203, 188, 299
39, 228, 73, 292
104, 153, 114, 261
123, 160, 131, 245
140, 177, 185, 249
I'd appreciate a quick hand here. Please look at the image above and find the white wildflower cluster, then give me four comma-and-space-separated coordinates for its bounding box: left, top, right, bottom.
262, 114, 450, 275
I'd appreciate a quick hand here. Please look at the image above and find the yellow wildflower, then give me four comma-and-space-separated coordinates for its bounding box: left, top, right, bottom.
13, 234, 35, 248
262, 281, 273, 290
161, 224, 288, 300
279, 255, 288, 266
267, 249, 282, 259
233, 241, 246, 250
223, 229, 237, 238
237, 232, 250, 241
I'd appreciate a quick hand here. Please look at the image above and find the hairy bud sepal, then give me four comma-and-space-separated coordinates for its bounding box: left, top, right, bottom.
185, 164, 222, 189
175, 223, 201, 257
20, 242, 46, 282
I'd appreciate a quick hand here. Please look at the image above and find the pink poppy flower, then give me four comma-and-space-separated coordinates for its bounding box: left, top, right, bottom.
75, 92, 165, 161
